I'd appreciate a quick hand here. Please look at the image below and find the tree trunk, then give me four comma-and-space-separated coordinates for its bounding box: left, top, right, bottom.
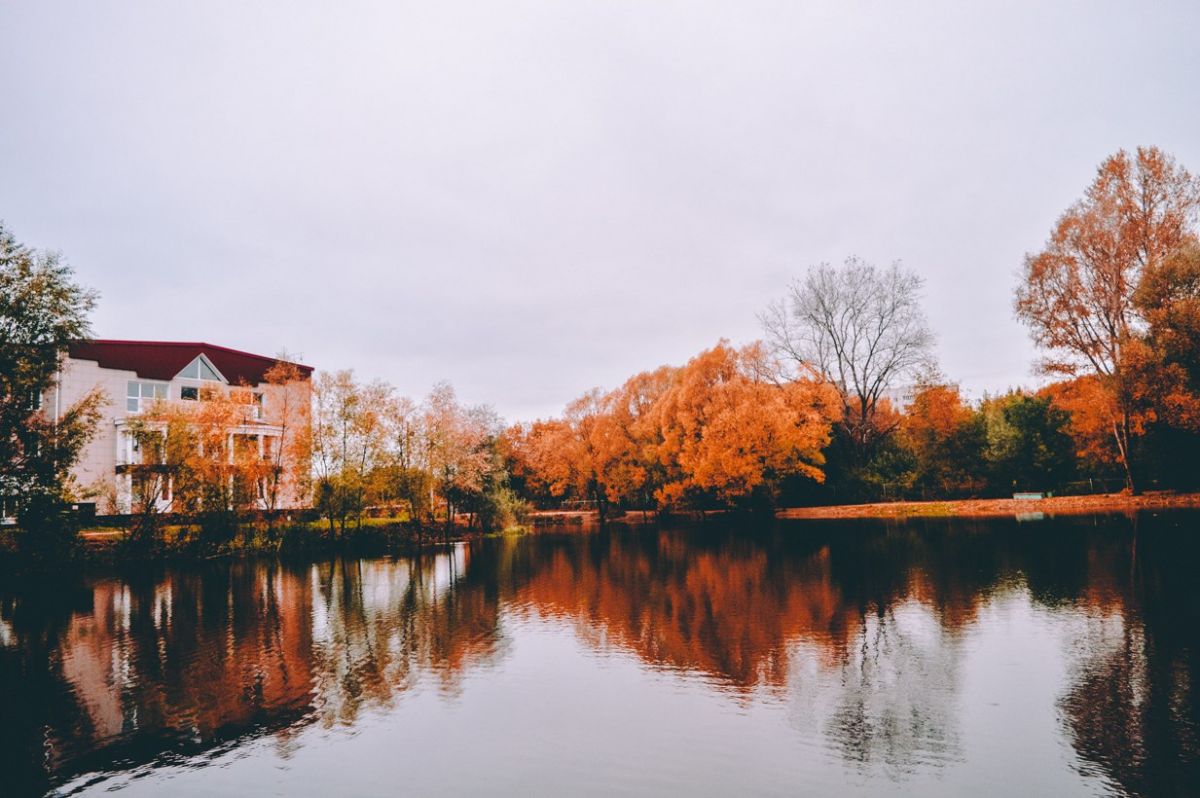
1112, 413, 1139, 495
592, 487, 608, 526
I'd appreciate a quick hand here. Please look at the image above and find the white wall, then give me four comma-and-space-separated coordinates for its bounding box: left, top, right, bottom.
50, 357, 130, 502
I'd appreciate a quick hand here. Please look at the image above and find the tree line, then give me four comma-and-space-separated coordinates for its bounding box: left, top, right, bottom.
308, 372, 527, 538
507, 146, 1200, 510
2, 144, 1199, 554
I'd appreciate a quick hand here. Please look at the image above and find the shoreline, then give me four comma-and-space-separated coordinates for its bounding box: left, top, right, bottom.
529, 492, 1200, 526
775, 492, 1200, 520
0, 520, 516, 568
7, 492, 1195, 569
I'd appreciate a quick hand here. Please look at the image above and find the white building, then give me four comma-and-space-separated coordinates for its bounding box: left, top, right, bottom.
48, 340, 313, 515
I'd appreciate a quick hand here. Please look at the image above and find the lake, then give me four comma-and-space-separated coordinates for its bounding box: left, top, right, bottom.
2, 513, 1198, 797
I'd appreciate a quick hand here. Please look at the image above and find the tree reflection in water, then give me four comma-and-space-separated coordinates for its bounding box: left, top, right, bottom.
1055, 523, 1200, 797
0, 512, 1197, 796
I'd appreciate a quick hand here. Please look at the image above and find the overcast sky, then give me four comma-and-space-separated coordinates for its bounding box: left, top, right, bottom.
3, 1, 1198, 420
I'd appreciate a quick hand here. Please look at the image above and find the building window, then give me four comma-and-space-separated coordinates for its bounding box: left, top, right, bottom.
177, 356, 223, 381
181, 384, 223, 402
127, 381, 168, 412
226, 389, 265, 419
233, 434, 260, 461
131, 472, 171, 505
133, 430, 166, 465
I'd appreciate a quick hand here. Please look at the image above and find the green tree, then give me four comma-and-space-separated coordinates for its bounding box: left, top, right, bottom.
982, 392, 1075, 494
0, 222, 104, 556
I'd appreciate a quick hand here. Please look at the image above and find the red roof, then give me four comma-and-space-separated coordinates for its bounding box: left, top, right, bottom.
67, 340, 313, 384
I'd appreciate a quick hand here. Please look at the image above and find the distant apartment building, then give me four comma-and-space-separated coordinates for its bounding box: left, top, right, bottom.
47, 340, 313, 515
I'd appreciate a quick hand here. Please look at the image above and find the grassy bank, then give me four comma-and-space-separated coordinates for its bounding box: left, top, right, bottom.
520, 492, 1200, 526
775, 491, 1200, 520
0, 517, 533, 568
9, 492, 1191, 567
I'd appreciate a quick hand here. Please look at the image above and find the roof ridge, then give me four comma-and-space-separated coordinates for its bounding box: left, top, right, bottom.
77, 339, 311, 371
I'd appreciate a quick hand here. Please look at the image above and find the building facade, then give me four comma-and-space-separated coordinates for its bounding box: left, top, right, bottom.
48, 340, 313, 516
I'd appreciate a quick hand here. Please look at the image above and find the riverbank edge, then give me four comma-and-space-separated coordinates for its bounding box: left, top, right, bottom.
775, 491, 1200, 520
6, 492, 1195, 569
0, 520, 532, 571
529, 492, 1200, 526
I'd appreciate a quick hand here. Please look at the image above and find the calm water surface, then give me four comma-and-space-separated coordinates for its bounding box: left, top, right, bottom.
2, 513, 1199, 797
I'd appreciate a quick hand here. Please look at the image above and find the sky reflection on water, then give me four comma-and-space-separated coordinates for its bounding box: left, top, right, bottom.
2, 512, 1198, 797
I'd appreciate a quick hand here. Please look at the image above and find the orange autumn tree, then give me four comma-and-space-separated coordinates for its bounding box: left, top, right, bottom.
130, 385, 273, 547
1041, 377, 1124, 479
517, 390, 633, 522
608, 365, 675, 512
182, 386, 275, 544
1129, 241, 1200, 433
513, 365, 676, 519
649, 341, 840, 508
901, 381, 985, 496
1015, 146, 1200, 492
506, 419, 565, 503
515, 341, 839, 516
904, 384, 970, 442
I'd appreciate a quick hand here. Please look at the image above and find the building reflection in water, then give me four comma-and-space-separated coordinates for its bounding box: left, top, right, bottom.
0, 512, 1197, 797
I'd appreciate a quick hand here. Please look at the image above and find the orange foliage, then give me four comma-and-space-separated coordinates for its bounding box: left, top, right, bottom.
1129, 241, 1200, 432
514, 536, 853, 688
899, 383, 985, 495
1041, 377, 1126, 467
904, 384, 972, 444
1016, 147, 1199, 379
515, 392, 626, 518
515, 373, 672, 518
1016, 147, 1200, 490
649, 341, 840, 506
1123, 340, 1200, 432
514, 341, 840, 512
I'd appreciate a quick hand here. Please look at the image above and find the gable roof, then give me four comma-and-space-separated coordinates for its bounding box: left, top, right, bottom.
67, 340, 313, 384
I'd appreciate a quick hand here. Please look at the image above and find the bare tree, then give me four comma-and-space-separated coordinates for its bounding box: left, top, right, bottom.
311, 370, 392, 537
762, 257, 934, 459
421, 382, 495, 537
